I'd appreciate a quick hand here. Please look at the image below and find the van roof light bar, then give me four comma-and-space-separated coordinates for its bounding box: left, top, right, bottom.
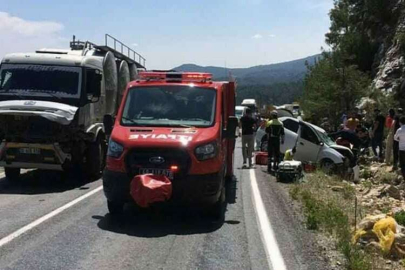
139, 72, 212, 83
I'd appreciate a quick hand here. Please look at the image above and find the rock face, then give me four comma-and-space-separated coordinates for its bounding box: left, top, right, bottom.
372, 0, 405, 102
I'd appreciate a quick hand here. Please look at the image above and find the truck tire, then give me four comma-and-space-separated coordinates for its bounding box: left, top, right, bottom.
5, 167, 21, 182
87, 138, 103, 180
107, 200, 124, 216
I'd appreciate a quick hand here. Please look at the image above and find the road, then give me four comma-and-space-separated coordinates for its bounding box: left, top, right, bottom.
0, 141, 328, 270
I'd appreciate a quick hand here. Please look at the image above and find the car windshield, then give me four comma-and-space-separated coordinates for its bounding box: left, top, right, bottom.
0, 64, 82, 98
315, 128, 335, 146
121, 85, 216, 127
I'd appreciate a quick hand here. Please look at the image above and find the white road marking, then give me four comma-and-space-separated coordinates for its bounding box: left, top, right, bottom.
250, 169, 287, 270
0, 185, 103, 248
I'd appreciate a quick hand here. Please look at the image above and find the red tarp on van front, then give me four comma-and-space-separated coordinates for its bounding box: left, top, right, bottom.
130, 174, 172, 208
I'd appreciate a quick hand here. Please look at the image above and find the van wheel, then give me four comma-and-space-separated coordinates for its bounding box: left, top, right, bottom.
5, 168, 21, 182
107, 201, 124, 216
87, 138, 104, 179
208, 186, 226, 221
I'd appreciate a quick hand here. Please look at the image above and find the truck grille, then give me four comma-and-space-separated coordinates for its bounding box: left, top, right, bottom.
5, 148, 58, 164
125, 148, 191, 178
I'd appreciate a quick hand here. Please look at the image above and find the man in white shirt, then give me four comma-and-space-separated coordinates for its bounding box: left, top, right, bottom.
394, 116, 405, 177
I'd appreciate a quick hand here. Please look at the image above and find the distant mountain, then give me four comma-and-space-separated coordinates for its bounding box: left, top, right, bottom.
174, 54, 320, 85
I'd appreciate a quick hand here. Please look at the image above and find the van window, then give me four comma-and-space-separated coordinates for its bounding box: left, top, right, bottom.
282, 119, 299, 133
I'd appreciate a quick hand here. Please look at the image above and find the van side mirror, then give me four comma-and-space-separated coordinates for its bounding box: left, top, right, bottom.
86, 69, 102, 100
225, 116, 238, 138
103, 115, 114, 136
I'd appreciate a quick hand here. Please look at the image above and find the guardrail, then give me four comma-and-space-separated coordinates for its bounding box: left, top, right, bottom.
105, 34, 146, 68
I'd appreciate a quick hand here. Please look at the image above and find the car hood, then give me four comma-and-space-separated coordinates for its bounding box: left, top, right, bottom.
112, 124, 219, 148
0, 100, 78, 125
329, 144, 353, 153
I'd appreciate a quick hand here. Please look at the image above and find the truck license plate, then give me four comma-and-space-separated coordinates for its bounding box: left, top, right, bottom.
19, 148, 41, 155
139, 168, 173, 180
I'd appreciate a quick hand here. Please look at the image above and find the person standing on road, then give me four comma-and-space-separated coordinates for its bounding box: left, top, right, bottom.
394, 116, 405, 178
266, 111, 285, 173
371, 108, 385, 160
393, 108, 403, 170
240, 108, 256, 168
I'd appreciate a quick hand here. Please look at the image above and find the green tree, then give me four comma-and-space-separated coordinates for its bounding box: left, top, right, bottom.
301, 52, 370, 127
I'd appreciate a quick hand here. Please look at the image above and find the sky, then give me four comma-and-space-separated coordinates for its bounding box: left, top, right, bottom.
0, 0, 333, 69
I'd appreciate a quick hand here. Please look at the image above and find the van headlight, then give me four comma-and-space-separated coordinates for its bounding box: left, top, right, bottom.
195, 142, 217, 161
107, 139, 124, 158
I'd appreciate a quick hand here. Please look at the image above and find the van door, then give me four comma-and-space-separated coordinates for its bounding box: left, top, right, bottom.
294, 123, 322, 162
225, 82, 236, 177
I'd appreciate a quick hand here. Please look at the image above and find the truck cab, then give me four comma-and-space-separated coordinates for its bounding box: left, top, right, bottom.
0, 35, 144, 181
103, 72, 238, 217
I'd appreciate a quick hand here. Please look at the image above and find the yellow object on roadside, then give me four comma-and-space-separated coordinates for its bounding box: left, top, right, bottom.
352, 229, 367, 244
372, 217, 397, 253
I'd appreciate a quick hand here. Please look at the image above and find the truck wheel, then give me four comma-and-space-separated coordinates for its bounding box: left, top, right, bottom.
208, 186, 226, 221
107, 200, 124, 216
87, 138, 103, 179
5, 168, 21, 182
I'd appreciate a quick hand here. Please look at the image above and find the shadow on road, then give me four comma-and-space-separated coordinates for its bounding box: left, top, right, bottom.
0, 170, 96, 195
94, 176, 241, 238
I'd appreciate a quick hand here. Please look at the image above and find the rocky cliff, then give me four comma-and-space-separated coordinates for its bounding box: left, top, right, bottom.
372, 0, 405, 102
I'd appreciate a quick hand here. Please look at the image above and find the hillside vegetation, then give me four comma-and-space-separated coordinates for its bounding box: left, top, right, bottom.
302, 0, 405, 125
174, 55, 318, 106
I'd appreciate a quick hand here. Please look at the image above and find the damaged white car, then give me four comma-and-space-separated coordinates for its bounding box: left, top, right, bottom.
257, 117, 355, 172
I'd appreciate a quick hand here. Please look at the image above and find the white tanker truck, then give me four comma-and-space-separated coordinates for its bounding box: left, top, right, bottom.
0, 34, 146, 181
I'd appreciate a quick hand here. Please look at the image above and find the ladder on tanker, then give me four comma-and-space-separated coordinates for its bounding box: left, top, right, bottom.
70, 34, 146, 69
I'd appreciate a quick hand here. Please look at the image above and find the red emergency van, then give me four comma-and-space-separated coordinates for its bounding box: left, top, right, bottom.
102, 71, 237, 217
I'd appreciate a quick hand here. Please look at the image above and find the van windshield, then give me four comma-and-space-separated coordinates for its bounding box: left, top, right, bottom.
121, 86, 216, 127
0, 64, 82, 99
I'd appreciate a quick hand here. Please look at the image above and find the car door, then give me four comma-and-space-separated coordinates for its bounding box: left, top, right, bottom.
280, 118, 299, 154
294, 123, 322, 162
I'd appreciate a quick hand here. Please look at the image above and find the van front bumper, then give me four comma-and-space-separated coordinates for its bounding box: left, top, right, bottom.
103, 169, 223, 207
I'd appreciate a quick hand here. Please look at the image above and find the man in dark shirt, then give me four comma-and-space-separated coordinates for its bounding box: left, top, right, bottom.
393, 108, 403, 169
240, 108, 257, 168
371, 108, 385, 159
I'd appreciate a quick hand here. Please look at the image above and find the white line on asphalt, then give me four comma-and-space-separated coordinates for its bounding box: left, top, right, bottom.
250, 169, 287, 270
0, 185, 103, 248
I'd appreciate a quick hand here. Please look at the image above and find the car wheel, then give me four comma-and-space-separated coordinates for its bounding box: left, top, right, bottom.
107, 200, 124, 216
5, 167, 21, 182
260, 140, 268, 152
320, 159, 335, 174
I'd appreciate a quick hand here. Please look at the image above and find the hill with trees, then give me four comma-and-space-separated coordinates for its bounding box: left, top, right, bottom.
174, 55, 319, 106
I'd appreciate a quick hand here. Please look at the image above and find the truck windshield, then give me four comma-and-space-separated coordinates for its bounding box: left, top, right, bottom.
0, 64, 81, 98
122, 86, 216, 127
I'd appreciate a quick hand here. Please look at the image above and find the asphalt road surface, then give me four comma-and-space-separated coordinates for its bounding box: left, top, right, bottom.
0, 140, 328, 270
